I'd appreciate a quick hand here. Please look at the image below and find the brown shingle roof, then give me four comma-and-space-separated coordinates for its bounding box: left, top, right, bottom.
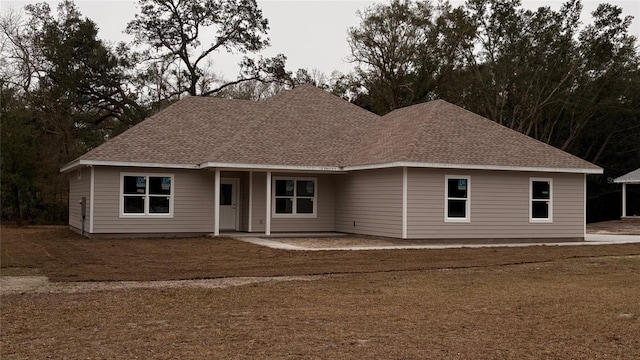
78, 96, 264, 165
349, 99, 599, 170
69, 85, 600, 172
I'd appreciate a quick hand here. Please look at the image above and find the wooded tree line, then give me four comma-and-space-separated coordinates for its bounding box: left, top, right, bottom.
1, 0, 638, 224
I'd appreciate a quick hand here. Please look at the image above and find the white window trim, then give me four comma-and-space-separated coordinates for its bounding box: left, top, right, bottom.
272, 176, 317, 218
119, 172, 174, 218
445, 175, 470, 223
530, 177, 553, 223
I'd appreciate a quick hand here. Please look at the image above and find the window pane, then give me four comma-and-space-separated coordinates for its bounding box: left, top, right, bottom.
275, 180, 294, 196
296, 180, 315, 197
124, 176, 146, 194
532, 201, 549, 219
149, 177, 171, 195
275, 198, 293, 214
448, 179, 467, 198
297, 198, 313, 214
220, 184, 232, 205
532, 181, 550, 200
124, 196, 145, 213
149, 196, 170, 214
448, 200, 467, 218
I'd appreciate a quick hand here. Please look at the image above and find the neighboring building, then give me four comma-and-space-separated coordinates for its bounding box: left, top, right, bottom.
61, 85, 602, 240
614, 168, 640, 218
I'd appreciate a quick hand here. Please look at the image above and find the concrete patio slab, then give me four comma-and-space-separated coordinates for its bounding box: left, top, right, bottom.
232, 234, 640, 251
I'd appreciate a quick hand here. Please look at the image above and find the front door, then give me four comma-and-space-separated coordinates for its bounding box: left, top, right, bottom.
220, 179, 238, 230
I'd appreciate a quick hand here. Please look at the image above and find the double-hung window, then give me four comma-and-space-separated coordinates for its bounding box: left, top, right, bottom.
530, 178, 552, 222
445, 175, 470, 222
273, 177, 317, 217
121, 173, 173, 217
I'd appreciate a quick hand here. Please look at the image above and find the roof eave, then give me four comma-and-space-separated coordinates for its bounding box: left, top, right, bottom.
614, 179, 640, 183
61, 159, 603, 175
343, 161, 603, 174
60, 160, 344, 173
60, 159, 200, 173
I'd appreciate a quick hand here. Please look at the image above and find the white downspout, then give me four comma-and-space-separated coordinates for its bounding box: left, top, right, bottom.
583, 174, 586, 237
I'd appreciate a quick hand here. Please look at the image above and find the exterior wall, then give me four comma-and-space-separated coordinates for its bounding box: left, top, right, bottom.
240, 172, 250, 231
250, 172, 336, 232
92, 167, 215, 234
79, 165, 585, 239
335, 168, 403, 238
68, 167, 91, 231
251, 172, 267, 232
407, 168, 585, 239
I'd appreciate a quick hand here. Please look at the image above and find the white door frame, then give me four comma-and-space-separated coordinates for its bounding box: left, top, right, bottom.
220, 178, 240, 231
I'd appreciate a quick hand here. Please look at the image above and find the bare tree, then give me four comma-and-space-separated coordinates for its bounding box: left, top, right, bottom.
126, 0, 290, 99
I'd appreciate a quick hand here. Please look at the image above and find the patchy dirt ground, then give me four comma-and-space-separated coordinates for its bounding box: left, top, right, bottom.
2, 226, 640, 359
2, 226, 640, 282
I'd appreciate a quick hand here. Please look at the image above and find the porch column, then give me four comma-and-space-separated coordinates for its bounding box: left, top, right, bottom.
622, 183, 627, 218
402, 167, 408, 239
214, 169, 220, 236
266, 171, 271, 236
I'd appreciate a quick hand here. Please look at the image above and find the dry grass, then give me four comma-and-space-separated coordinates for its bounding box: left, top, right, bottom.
2, 226, 640, 359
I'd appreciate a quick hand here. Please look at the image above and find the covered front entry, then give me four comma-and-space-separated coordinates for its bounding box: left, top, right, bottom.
212, 169, 336, 236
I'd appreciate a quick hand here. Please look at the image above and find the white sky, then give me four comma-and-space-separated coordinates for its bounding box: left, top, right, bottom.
2, 0, 639, 81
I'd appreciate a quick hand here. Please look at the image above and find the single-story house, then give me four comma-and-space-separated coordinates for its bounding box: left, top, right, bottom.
614, 168, 640, 218
61, 85, 602, 240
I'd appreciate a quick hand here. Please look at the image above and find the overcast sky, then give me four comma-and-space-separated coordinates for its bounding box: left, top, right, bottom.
2, 0, 639, 81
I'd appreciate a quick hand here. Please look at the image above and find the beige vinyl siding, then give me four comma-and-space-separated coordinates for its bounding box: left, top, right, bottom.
250, 172, 267, 232
68, 168, 91, 231
407, 168, 584, 239
335, 168, 403, 238
249, 172, 336, 232
240, 172, 250, 232
92, 167, 214, 234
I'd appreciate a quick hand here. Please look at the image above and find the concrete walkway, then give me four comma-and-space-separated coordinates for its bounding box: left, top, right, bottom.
233, 234, 640, 251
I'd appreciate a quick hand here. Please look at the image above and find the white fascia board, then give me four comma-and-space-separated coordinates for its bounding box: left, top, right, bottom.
343, 161, 603, 174
60, 159, 199, 173
60, 160, 82, 173
199, 162, 343, 173
61, 159, 602, 175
